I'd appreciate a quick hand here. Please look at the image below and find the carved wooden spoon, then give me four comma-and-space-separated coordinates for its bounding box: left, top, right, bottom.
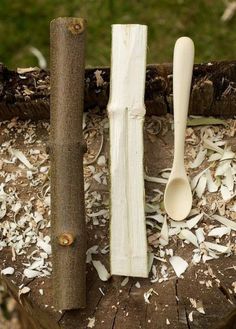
164, 37, 194, 221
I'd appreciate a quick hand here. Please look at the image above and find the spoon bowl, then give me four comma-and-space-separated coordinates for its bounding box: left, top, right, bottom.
164, 176, 192, 221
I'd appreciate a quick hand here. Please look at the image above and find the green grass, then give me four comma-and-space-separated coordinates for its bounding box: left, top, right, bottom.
0, 0, 235, 69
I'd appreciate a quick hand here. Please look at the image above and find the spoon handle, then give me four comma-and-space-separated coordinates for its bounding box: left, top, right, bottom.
173, 37, 194, 172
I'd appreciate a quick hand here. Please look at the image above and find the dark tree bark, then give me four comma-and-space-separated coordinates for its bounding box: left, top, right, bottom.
0, 61, 236, 120
50, 17, 87, 310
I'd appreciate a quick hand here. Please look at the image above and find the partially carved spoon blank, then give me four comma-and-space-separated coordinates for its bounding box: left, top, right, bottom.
108, 24, 148, 277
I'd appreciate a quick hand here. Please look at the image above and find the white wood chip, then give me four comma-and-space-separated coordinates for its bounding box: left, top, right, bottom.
92, 260, 110, 281
208, 227, 231, 238
191, 167, 209, 190
189, 148, 207, 169
223, 167, 234, 191
37, 239, 52, 255
100, 245, 109, 255
11, 201, 22, 214
28, 259, 44, 270
229, 203, 236, 212
87, 317, 96, 328
86, 245, 99, 263
195, 228, 205, 244
39, 289, 44, 295
213, 215, 236, 231
23, 268, 41, 279
135, 281, 141, 288
10, 148, 36, 170
192, 252, 202, 264
87, 209, 108, 218
146, 214, 164, 223
1, 267, 15, 275
195, 175, 207, 198
159, 217, 169, 246
94, 69, 104, 87
208, 153, 222, 162
205, 170, 218, 192
179, 229, 199, 247
144, 288, 158, 304
204, 241, 230, 254
169, 227, 181, 236
215, 161, 231, 176
97, 155, 106, 166
187, 213, 203, 229
221, 149, 235, 161
190, 298, 205, 314
203, 139, 224, 154
19, 286, 31, 296
220, 185, 233, 201
34, 211, 44, 223
17, 67, 39, 74
144, 173, 168, 184
121, 277, 129, 287
169, 256, 188, 277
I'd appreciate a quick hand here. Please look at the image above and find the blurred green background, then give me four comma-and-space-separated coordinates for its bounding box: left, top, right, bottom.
0, 0, 235, 69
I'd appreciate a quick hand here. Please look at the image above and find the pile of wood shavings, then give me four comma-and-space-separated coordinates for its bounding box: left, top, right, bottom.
82, 113, 236, 302
0, 118, 51, 288
0, 115, 111, 293
145, 115, 236, 287
0, 114, 235, 315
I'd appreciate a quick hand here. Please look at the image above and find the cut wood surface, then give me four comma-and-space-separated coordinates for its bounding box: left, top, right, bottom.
108, 24, 148, 277
50, 17, 87, 310
0, 61, 236, 120
0, 114, 235, 329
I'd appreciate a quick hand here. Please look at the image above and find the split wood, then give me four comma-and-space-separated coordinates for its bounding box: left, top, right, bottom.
108, 24, 148, 277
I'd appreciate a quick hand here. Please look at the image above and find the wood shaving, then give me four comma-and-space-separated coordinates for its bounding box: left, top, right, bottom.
144, 288, 158, 304
159, 217, 169, 246
18, 286, 31, 297
1, 267, 15, 275
87, 317, 96, 328
189, 298, 205, 314
92, 260, 110, 281
121, 277, 129, 287
179, 229, 199, 247
94, 69, 104, 87
169, 256, 188, 277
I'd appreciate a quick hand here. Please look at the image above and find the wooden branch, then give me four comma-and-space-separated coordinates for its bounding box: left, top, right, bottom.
50, 17, 87, 310
0, 61, 236, 120
108, 25, 148, 277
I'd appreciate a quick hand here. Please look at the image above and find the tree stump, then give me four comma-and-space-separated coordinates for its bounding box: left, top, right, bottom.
0, 63, 235, 329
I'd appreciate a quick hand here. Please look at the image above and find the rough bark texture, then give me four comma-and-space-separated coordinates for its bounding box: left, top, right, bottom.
50, 17, 87, 310
0, 61, 236, 120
